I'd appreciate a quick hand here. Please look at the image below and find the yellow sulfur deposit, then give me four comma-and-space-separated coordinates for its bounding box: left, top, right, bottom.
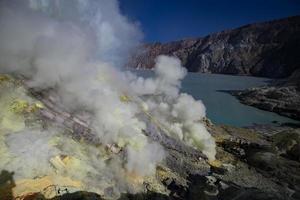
50, 155, 70, 171
143, 175, 169, 195
208, 159, 222, 168
50, 155, 81, 173
9, 100, 30, 114
0, 99, 27, 132
0, 74, 11, 84
125, 171, 145, 188
34, 102, 44, 109
120, 94, 130, 103
9, 99, 44, 114
0, 113, 25, 133
0, 76, 44, 132
13, 175, 83, 199
128, 135, 147, 150
117, 134, 147, 150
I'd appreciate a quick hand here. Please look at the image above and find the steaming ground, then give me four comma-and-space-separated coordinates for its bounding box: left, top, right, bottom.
0, 0, 216, 198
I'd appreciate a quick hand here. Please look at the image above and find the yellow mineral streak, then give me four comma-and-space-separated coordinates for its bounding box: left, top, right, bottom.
116, 134, 147, 151
125, 171, 144, 187
1, 98, 40, 132
34, 102, 44, 109
0, 94, 25, 132
208, 159, 222, 168
9, 99, 44, 114
9, 100, 29, 114
0, 74, 11, 84
49, 155, 82, 173
13, 175, 82, 199
50, 156, 69, 171
0, 75, 43, 132
120, 94, 130, 103
156, 167, 169, 181
143, 176, 168, 195
0, 112, 25, 132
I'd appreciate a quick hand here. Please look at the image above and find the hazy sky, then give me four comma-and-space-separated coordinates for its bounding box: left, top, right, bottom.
120, 0, 300, 43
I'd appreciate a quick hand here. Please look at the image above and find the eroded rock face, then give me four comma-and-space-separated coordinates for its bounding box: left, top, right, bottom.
129, 16, 300, 78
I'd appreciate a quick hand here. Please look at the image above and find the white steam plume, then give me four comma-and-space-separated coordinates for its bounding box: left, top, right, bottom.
126, 56, 216, 160
0, 0, 216, 197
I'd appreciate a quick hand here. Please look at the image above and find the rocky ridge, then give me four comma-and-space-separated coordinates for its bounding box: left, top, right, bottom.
128, 15, 300, 121
129, 16, 300, 78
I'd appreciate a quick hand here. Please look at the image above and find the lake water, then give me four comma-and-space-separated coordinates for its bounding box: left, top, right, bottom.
133, 70, 298, 127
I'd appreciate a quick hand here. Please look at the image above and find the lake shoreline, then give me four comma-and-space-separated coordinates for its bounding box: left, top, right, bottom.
132, 70, 298, 126
217, 88, 300, 124
227, 70, 300, 122
230, 88, 300, 120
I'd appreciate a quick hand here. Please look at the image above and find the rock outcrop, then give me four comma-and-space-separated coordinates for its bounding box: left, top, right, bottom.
129, 16, 300, 78
232, 69, 300, 120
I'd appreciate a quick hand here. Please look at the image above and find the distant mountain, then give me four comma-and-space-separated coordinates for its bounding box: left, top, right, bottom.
129, 16, 300, 78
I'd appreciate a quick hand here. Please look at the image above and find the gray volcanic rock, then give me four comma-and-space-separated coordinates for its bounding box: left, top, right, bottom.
129, 16, 300, 78
271, 129, 300, 162
232, 86, 300, 120
232, 69, 300, 120
36, 124, 300, 200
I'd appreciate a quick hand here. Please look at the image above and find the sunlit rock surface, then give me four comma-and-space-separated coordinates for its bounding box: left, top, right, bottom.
0, 75, 300, 200
129, 16, 300, 79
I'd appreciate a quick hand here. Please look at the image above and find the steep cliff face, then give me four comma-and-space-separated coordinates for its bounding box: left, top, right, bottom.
130, 16, 300, 78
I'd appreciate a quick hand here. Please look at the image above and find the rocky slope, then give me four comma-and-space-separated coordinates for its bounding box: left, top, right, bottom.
129, 16, 300, 78
232, 69, 300, 120
1, 75, 300, 200
5, 122, 300, 200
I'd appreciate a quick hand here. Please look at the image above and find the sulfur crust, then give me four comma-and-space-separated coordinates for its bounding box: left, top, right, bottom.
0, 76, 44, 133
13, 175, 83, 199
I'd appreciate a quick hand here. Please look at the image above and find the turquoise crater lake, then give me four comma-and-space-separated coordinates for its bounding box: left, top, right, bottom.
133, 70, 298, 127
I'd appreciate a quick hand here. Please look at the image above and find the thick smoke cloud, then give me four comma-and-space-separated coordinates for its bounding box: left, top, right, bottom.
128, 56, 187, 98
27, 0, 142, 66
127, 56, 216, 160
0, 0, 216, 197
